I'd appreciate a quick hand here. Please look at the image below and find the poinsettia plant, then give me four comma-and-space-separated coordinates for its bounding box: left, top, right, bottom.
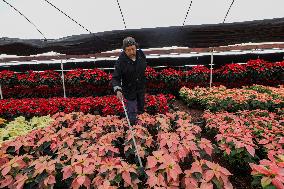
82, 68, 109, 85
203, 109, 284, 174
124, 125, 154, 160
250, 150, 284, 189
145, 150, 183, 188
0, 94, 174, 119
65, 69, 86, 85
183, 159, 233, 189
183, 65, 210, 83
160, 68, 182, 83
215, 63, 247, 82
0, 111, 233, 188
0, 70, 18, 86
145, 66, 159, 81
246, 59, 273, 79
0, 58, 283, 98
0, 115, 54, 144
18, 71, 39, 87
180, 85, 284, 112
38, 70, 61, 87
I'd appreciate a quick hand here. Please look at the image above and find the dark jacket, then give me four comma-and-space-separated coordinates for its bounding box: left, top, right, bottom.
112, 49, 147, 100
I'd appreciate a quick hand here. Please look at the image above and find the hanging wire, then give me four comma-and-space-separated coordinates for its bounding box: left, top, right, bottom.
223, 0, 236, 23
182, 0, 193, 26
43, 0, 107, 43
2, 0, 47, 40
116, 0, 127, 29
43, 0, 92, 34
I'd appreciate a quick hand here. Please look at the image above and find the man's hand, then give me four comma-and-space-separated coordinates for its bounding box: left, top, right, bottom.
116, 91, 123, 101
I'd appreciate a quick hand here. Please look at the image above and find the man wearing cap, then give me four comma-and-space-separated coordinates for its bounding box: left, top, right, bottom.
112, 37, 147, 125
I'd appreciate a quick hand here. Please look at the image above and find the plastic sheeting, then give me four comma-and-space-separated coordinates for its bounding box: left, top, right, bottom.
1, 17, 284, 56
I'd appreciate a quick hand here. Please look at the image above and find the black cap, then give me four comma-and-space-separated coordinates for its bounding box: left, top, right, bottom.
122, 37, 137, 50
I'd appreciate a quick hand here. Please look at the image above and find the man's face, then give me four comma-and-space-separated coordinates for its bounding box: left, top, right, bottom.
125, 45, 136, 59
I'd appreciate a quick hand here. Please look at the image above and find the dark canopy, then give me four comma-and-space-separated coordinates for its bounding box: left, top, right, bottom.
1, 17, 284, 56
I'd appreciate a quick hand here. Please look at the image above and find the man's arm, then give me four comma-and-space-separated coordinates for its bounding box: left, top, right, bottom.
112, 61, 124, 100
112, 61, 122, 92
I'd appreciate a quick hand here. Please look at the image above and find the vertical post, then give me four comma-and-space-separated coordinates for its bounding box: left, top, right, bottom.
185, 65, 188, 84
0, 84, 3, 99
210, 50, 214, 88
61, 59, 66, 98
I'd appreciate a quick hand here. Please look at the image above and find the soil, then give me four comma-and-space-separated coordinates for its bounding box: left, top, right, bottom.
171, 100, 261, 189
171, 100, 204, 123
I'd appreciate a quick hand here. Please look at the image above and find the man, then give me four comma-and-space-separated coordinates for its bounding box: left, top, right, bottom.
112, 37, 147, 125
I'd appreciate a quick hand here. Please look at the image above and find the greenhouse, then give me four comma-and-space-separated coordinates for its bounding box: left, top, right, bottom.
0, 0, 283, 188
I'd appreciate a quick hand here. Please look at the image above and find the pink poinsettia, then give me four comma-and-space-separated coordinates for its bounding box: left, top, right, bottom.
250, 150, 284, 189
146, 151, 182, 188
184, 160, 233, 189
0, 111, 236, 188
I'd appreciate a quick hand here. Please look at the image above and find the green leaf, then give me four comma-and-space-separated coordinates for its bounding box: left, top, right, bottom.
113, 174, 122, 183
130, 172, 139, 181
35, 171, 49, 183
6, 146, 15, 154
137, 167, 146, 178
212, 177, 223, 189
22, 165, 35, 178
193, 172, 202, 180
264, 185, 276, 189
23, 181, 38, 189
22, 156, 30, 163
251, 175, 262, 187
40, 141, 51, 151
55, 163, 63, 170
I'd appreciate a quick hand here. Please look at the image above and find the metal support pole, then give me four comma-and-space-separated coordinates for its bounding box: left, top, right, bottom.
185, 65, 188, 84
210, 50, 214, 88
0, 84, 3, 99
61, 59, 66, 98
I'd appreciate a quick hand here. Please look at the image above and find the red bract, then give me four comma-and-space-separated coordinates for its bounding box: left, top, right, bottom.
83, 69, 109, 85
246, 59, 270, 71
145, 66, 159, 80
39, 70, 61, 86
1, 59, 283, 98
160, 68, 183, 84
191, 65, 210, 74
65, 69, 85, 81
2, 85, 64, 98
215, 63, 247, 81
245, 59, 279, 83
184, 65, 210, 83
0, 70, 17, 86
145, 94, 173, 115
17, 71, 39, 87
0, 94, 173, 119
